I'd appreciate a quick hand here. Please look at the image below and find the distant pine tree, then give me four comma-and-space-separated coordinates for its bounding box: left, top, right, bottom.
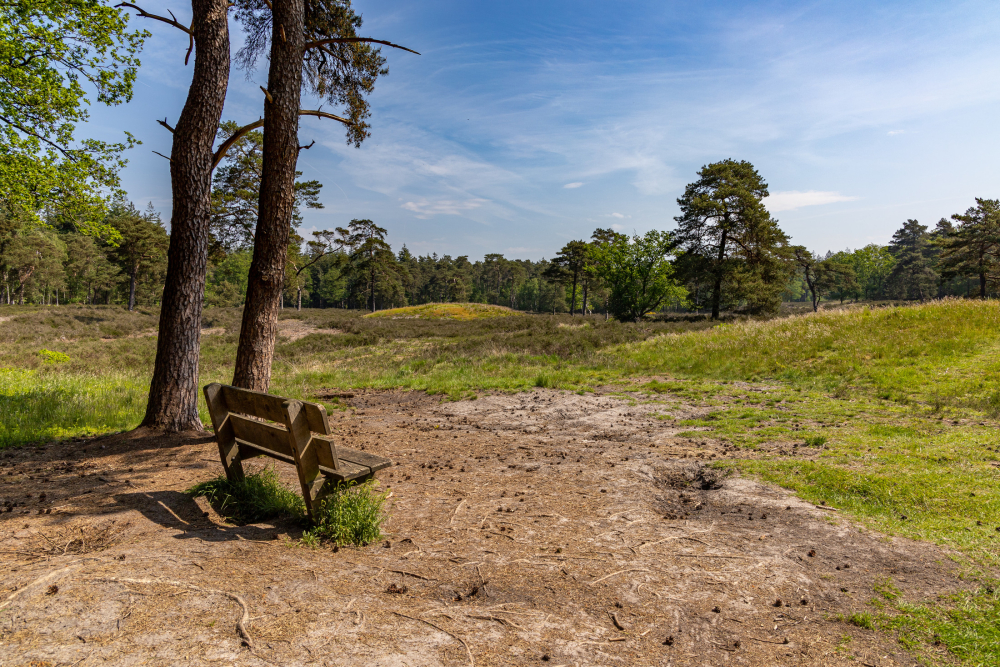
887, 220, 938, 301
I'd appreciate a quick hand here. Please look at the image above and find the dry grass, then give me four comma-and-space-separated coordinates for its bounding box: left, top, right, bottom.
365, 302, 523, 320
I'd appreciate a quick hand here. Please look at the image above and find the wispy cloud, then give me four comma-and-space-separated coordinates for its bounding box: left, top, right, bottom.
610, 212, 626, 219
563, 182, 584, 189
765, 190, 858, 212
401, 198, 489, 219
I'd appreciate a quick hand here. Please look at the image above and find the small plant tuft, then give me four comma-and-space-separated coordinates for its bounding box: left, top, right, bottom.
38, 349, 70, 364
304, 480, 389, 546
805, 435, 828, 447
187, 466, 304, 524
846, 612, 876, 630
534, 373, 553, 388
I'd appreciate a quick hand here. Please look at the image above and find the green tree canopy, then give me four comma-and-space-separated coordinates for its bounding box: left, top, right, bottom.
0, 0, 146, 233
937, 199, 1000, 298
887, 219, 938, 301
209, 120, 324, 257
591, 229, 686, 322
106, 200, 168, 310
674, 159, 790, 318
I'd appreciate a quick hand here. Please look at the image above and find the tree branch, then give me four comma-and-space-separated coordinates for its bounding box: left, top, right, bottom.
211, 119, 264, 170
211, 110, 354, 171
304, 36, 420, 55
157, 118, 175, 133
115, 3, 192, 34
0, 114, 75, 160
299, 109, 352, 125
152, 150, 171, 162
116, 3, 195, 64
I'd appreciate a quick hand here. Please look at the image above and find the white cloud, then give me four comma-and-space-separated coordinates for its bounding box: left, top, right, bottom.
764, 190, 858, 212
610, 212, 626, 219
611, 223, 625, 231
401, 199, 488, 219
563, 182, 584, 189
887, 130, 906, 135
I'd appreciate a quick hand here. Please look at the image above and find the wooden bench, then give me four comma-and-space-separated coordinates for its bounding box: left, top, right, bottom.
203, 383, 391, 521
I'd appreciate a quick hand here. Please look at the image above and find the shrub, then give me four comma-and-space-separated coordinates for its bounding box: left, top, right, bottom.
38, 349, 70, 364
304, 480, 389, 546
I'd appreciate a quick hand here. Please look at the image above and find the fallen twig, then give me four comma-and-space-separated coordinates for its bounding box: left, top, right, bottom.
393, 611, 474, 666
84, 577, 253, 648
387, 569, 435, 581
588, 568, 650, 586
450, 499, 466, 525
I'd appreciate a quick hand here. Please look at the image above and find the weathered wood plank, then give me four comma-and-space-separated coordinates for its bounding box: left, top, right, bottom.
229, 415, 294, 458
303, 403, 331, 435
204, 383, 243, 482
234, 442, 372, 482
336, 447, 392, 472
220, 385, 288, 423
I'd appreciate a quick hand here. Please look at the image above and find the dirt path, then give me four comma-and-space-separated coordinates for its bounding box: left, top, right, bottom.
0, 388, 962, 666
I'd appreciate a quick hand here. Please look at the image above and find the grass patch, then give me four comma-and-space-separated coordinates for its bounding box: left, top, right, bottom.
304, 480, 389, 546
365, 302, 522, 321
0, 368, 148, 448
186, 466, 304, 524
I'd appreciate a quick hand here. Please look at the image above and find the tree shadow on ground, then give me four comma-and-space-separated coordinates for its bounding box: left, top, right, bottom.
112, 489, 301, 543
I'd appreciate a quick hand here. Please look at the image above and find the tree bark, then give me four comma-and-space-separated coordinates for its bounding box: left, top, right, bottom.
232, 0, 305, 392
570, 273, 578, 316
980, 270, 987, 298
142, 0, 230, 431
711, 229, 727, 320
128, 263, 138, 311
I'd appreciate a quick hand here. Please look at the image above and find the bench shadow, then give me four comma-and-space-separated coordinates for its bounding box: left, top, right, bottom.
114, 490, 302, 543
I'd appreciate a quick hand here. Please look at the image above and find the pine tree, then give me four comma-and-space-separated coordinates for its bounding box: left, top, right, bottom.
887, 219, 937, 301
674, 159, 790, 318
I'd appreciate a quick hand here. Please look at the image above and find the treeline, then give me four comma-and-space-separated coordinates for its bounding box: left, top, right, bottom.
2, 156, 998, 319
784, 199, 1000, 309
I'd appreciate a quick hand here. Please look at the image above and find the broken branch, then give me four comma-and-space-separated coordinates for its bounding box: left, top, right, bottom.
115, 3, 192, 34
157, 118, 175, 133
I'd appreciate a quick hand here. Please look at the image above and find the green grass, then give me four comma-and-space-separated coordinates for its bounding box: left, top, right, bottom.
186, 468, 389, 547
187, 465, 305, 524
0, 368, 148, 448
304, 480, 390, 546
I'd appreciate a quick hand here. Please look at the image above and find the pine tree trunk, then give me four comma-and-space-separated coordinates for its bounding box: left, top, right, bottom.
128, 264, 138, 311
980, 270, 987, 298
142, 0, 230, 431
711, 230, 727, 320
232, 0, 304, 392
570, 275, 578, 316
297, 285, 302, 310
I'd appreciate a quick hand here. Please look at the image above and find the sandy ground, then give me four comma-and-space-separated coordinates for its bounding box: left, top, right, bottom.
0, 387, 964, 666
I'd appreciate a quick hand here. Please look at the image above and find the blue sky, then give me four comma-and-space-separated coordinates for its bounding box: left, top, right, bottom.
88, 0, 1000, 260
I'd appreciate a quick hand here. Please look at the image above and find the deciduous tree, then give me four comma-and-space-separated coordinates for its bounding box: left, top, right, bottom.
591, 230, 686, 322
0, 0, 146, 233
